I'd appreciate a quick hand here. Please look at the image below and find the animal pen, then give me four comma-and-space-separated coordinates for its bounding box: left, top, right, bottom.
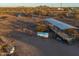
44, 18, 79, 44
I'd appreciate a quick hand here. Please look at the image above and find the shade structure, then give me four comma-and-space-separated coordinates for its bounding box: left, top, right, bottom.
45, 18, 77, 30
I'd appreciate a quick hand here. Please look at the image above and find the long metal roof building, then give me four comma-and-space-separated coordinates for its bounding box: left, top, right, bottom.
45, 18, 77, 30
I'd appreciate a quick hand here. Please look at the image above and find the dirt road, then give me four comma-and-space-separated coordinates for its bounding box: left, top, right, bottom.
9, 31, 79, 56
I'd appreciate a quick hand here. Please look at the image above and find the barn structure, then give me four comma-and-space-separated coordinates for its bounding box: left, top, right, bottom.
44, 18, 79, 44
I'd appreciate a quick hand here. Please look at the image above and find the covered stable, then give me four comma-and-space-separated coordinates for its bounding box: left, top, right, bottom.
44, 18, 79, 40
45, 18, 78, 31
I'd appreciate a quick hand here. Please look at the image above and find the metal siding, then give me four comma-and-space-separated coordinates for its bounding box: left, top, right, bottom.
45, 18, 77, 30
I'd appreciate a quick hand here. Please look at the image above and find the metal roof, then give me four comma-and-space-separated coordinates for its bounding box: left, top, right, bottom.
45, 18, 77, 30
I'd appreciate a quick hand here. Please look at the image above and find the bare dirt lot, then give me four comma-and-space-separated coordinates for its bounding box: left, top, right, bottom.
9, 31, 79, 56
1, 15, 79, 56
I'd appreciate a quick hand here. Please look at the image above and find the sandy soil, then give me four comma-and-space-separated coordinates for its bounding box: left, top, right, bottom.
0, 15, 79, 56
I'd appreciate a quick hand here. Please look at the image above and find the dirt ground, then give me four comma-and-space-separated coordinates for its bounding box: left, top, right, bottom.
9, 31, 79, 56
1, 15, 79, 56
15, 40, 42, 56
0, 15, 45, 56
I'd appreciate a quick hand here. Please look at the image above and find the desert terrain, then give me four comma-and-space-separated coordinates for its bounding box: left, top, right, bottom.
0, 7, 79, 56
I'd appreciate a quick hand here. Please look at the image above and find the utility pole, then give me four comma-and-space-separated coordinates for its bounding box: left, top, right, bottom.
58, 0, 63, 10
60, 0, 62, 9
